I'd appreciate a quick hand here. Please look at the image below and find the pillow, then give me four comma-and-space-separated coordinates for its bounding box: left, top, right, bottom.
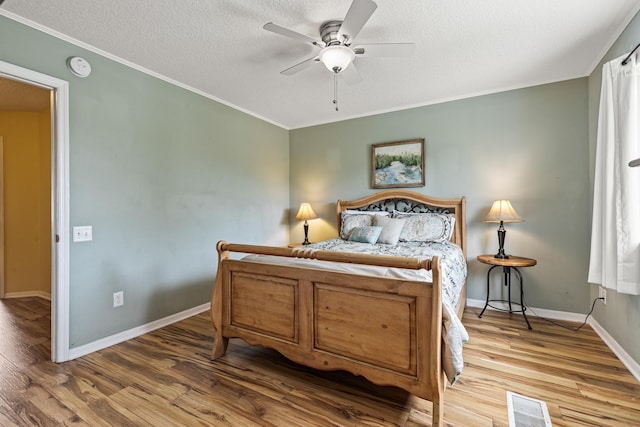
372, 215, 406, 245
393, 211, 456, 242
348, 226, 383, 244
340, 212, 373, 239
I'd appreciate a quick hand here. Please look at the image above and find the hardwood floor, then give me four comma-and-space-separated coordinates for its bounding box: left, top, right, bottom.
1, 297, 638, 426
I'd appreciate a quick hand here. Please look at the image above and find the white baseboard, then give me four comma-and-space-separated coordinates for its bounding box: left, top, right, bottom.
466, 298, 586, 322
4, 291, 51, 301
61, 298, 640, 383
68, 303, 211, 360
588, 318, 640, 382
467, 298, 640, 382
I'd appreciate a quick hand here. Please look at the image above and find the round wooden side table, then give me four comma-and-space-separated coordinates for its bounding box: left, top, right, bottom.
477, 254, 537, 329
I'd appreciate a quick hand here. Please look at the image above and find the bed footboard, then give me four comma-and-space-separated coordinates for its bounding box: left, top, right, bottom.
211, 241, 446, 426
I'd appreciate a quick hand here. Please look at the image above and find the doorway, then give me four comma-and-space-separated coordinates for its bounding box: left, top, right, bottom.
0, 136, 3, 298
0, 60, 70, 362
0, 79, 50, 300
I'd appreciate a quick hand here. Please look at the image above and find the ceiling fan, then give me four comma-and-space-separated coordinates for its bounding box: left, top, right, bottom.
264, 0, 414, 109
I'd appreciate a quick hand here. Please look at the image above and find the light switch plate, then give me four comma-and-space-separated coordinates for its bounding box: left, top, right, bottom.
73, 226, 92, 242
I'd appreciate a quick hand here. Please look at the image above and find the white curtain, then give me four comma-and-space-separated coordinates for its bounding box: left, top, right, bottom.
588, 52, 640, 295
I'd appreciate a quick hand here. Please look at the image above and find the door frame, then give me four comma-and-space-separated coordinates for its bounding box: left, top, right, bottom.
0, 60, 70, 363
0, 136, 3, 299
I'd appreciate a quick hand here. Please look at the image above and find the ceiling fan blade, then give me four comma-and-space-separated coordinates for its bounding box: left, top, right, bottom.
341, 62, 362, 85
353, 43, 415, 57
264, 22, 323, 46
281, 56, 320, 75
337, 0, 377, 45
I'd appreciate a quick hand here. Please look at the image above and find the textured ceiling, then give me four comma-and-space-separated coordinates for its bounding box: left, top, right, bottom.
1, 0, 640, 129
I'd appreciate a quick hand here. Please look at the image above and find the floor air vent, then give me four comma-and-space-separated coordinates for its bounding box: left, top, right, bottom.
507, 391, 553, 427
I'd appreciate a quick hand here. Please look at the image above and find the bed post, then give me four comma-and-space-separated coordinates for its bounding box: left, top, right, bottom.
211, 240, 230, 359
430, 256, 445, 427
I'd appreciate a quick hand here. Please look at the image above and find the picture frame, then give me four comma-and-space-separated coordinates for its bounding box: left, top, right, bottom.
371, 138, 425, 188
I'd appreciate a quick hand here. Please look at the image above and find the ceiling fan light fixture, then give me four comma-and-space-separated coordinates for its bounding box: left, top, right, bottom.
319, 45, 355, 73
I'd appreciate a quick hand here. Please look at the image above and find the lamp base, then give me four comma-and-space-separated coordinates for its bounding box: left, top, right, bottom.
494, 222, 509, 259
302, 222, 310, 245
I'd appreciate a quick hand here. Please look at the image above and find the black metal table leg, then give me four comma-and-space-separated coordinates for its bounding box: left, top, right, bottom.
504, 266, 512, 312
513, 267, 532, 329
479, 265, 499, 318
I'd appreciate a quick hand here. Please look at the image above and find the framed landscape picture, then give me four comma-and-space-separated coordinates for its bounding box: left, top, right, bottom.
371, 138, 425, 188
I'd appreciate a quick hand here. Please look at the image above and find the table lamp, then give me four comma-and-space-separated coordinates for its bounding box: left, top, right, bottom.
295, 203, 317, 245
483, 200, 524, 259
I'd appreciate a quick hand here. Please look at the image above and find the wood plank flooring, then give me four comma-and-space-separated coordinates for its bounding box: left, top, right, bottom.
1, 297, 638, 426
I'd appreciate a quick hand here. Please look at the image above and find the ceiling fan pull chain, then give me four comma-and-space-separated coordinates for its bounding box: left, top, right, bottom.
333, 72, 339, 111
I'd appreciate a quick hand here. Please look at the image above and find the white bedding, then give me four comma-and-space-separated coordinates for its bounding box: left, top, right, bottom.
244, 238, 468, 385
299, 238, 467, 308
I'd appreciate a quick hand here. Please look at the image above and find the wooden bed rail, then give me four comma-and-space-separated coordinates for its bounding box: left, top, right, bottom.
216, 240, 434, 271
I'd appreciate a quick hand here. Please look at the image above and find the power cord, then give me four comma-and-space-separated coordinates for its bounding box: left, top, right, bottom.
523, 296, 604, 332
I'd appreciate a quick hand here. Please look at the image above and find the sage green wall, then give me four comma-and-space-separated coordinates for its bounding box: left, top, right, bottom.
0, 16, 290, 348
290, 78, 590, 315
588, 12, 640, 365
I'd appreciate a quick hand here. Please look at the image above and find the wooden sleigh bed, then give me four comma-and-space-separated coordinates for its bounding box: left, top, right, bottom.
211, 190, 467, 426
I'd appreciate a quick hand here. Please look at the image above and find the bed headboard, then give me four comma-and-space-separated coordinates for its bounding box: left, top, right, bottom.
336, 190, 467, 257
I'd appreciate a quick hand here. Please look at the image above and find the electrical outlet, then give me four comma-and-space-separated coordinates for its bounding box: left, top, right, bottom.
113, 291, 124, 307
599, 287, 607, 305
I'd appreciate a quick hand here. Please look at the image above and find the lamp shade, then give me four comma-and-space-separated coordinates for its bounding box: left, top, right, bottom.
318, 46, 355, 73
483, 200, 524, 223
295, 203, 317, 221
